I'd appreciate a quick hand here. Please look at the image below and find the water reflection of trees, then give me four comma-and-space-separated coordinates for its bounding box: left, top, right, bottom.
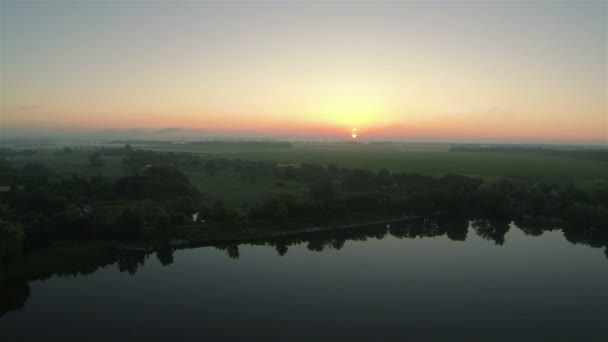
155, 248, 174, 266
0, 249, 152, 318
226, 217, 607, 260
117, 251, 148, 275
202, 216, 594, 258
1, 216, 608, 318
2, 218, 606, 277
513, 219, 558, 237
471, 218, 511, 245
0, 280, 30, 318
390, 216, 469, 241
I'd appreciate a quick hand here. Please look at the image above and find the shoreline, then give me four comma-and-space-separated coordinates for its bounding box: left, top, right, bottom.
119, 214, 569, 252
117, 213, 446, 252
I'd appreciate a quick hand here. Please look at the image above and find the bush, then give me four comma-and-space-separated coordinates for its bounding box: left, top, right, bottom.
0, 221, 24, 263
114, 209, 142, 237
274, 203, 288, 226
89, 152, 106, 167
155, 212, 173, 235
171, 214, 188, 226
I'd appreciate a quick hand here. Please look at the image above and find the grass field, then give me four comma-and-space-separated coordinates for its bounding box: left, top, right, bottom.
8, 152, 130, 179
184, 168, 309, 208
130, 143, 608, 184
5, 142, 608, 200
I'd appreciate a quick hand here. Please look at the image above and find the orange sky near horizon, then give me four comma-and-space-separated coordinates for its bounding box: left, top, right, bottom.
3, 107, 601, 143
1, 2, 606, 143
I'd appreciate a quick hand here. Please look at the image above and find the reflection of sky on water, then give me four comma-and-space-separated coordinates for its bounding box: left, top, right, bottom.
2, 224, 608, 340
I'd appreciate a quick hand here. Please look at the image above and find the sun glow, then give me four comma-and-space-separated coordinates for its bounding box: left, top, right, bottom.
314, 89, 390, 130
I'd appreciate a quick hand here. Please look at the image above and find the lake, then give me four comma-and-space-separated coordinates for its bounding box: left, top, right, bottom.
1, 218, 608, 341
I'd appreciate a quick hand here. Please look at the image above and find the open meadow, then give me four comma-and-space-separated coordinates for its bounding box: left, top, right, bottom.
7, 142, 608, 185
127, 142, 608, 187
4, 142, 607, 206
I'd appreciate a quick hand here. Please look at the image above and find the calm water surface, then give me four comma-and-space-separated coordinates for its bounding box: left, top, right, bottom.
2, 221, 608, 341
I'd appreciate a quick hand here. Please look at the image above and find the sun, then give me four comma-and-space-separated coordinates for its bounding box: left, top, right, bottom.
315, 92, 385, 130
351, 128, 358, 139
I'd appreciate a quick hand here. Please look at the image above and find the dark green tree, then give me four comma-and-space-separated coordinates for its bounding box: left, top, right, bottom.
274, 203, 288, 226
309, 180, 335, 201
114, 209, 142, 237
0, 221, 24, 263
89, 152, 106, 167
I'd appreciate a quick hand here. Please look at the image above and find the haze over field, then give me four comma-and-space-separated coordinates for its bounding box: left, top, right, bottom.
1, 1, 607, 143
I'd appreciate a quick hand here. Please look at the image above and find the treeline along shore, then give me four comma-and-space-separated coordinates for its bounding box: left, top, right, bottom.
1, 145, 608, 265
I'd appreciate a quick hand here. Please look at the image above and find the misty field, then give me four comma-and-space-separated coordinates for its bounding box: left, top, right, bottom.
8, 143, 608, 186
133, 143, 608, 184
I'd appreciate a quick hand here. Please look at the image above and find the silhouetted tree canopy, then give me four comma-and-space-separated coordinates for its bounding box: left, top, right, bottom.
1, 146, 607, 265
89, 152, 106, 167
114, 209, 142, 237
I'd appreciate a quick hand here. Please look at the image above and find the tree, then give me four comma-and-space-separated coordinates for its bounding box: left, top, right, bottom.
210, 201, 229, 221
563, 203, 601, 229
524, 193, 550, 217
0, 159, 13, 184
0, 281, 30, 317
124, 144, 133, 154
114, 209, 142, 237
89, 152, 106, 167
155, 211, 173, 236
21, 163, 49, 181
0, 221, 24, 263
197, 205, 211, 220
167, 196, 193, 215
114, 167, 198, 200
171, 214, 187, 226
309, 180, 334, 201
144, 166, 189, 183
274, 203, 288, 226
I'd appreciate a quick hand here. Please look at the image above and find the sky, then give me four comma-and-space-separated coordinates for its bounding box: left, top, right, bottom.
1, 1, 606, 143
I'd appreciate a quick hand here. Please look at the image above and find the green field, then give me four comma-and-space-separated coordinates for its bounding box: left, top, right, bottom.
5, 142, 608, 202
128, 143, 608, 184
8, 152, 129, 179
